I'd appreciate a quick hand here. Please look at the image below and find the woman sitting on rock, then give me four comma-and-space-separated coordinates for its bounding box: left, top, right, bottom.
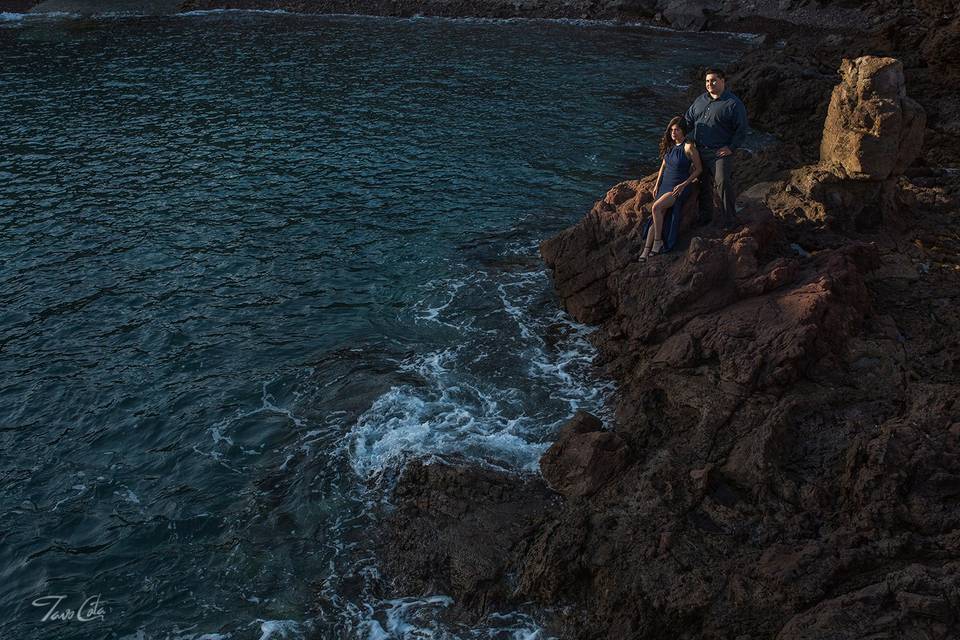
639, 116, 702, 260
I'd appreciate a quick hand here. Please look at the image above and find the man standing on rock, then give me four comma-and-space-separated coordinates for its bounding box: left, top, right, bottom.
684, 68, 749, 228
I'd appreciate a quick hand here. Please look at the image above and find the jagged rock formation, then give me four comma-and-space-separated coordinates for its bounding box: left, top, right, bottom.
379, 458, 558, 615
750, 56, 926, 233
380, 51, 960, 639
820, 57, 925, 180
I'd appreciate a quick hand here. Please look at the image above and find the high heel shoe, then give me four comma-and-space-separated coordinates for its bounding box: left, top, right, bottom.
648, 239, 664, 257
638, 232, 655, 262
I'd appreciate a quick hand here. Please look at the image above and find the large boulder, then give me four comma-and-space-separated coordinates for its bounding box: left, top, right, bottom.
820, 56, 926, 180
540, 411, 629, 497
754, 56, 926, 232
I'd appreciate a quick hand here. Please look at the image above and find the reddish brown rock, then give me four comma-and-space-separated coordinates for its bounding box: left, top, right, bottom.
540, 173, 699, 325
820, 56, 926, 180
539, 411, 628, 497
377, 7, 960, 640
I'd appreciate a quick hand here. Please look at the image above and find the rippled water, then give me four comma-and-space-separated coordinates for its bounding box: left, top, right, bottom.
0, 11, 748, 639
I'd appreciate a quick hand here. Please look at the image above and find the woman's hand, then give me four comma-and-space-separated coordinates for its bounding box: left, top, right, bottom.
671, 181, 687, 198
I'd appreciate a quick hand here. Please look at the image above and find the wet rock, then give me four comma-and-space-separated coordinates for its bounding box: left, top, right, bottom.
379, 457, 556, 617
539, 411, 628, 497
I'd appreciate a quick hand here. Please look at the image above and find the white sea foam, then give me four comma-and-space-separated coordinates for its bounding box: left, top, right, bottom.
362, 595, 453, 639
115, 488, 141, 505
0, 12, 25, 21
350, 255, 613, 479
255, 619, 303, 640
178, 9, 296, 17
348, 370, 551, 477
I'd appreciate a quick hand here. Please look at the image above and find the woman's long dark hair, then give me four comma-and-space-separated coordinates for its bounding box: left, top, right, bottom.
659, 116, 688, 158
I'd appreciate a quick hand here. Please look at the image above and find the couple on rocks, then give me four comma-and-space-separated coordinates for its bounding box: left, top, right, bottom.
638, 67, 749, 261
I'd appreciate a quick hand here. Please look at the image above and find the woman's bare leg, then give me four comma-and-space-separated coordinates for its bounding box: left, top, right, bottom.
639, 224, 655, 260
651, 192, 676, 250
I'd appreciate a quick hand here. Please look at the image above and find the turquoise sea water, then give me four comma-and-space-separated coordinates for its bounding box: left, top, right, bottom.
0, 11, 749, 639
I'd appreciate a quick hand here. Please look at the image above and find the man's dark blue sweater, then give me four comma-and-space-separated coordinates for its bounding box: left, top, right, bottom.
683, 89, 748, 150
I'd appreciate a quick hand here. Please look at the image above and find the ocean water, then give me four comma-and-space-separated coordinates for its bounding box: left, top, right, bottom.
0, 11, 749, 639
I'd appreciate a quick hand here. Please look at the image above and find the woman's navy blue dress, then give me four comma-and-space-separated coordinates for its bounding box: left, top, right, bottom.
643, 143, 692, 252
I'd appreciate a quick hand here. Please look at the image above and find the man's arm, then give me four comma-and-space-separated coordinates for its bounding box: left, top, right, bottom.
728, 97, 749, 150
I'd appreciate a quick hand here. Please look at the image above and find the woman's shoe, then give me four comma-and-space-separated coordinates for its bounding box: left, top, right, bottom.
638, 233, 655, 262
648, 240, 664, 257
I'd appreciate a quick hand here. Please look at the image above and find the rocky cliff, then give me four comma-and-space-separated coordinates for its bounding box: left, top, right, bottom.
6, 0, 957, 635
378, 9, 960, 637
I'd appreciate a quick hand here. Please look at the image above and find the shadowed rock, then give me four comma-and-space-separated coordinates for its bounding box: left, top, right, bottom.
378, 457, 557, 618
539, 411, 628, 497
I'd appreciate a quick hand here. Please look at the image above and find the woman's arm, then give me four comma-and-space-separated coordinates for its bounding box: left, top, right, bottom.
686, 142, 702, 183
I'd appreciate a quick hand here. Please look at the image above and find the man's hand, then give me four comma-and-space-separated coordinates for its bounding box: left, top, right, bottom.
716, 146, 733, 158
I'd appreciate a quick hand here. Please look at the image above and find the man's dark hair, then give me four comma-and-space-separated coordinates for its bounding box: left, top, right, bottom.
704, 68, 726, 79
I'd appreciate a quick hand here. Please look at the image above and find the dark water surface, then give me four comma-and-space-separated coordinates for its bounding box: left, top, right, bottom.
0, 10, 749, 639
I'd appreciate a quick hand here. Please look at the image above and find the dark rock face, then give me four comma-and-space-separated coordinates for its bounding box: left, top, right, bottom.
539, 411, 628, 497
31, 0, 184, 13
658, 0, 719, 31
378, 458, 558, 617
0, 0, 40, 9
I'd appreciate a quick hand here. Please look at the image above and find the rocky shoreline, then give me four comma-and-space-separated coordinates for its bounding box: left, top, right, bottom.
6, 0, 958, 636
377, 2, 960, 639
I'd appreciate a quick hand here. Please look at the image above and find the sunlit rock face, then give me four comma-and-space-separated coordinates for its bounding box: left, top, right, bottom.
819, 56, 926, 181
